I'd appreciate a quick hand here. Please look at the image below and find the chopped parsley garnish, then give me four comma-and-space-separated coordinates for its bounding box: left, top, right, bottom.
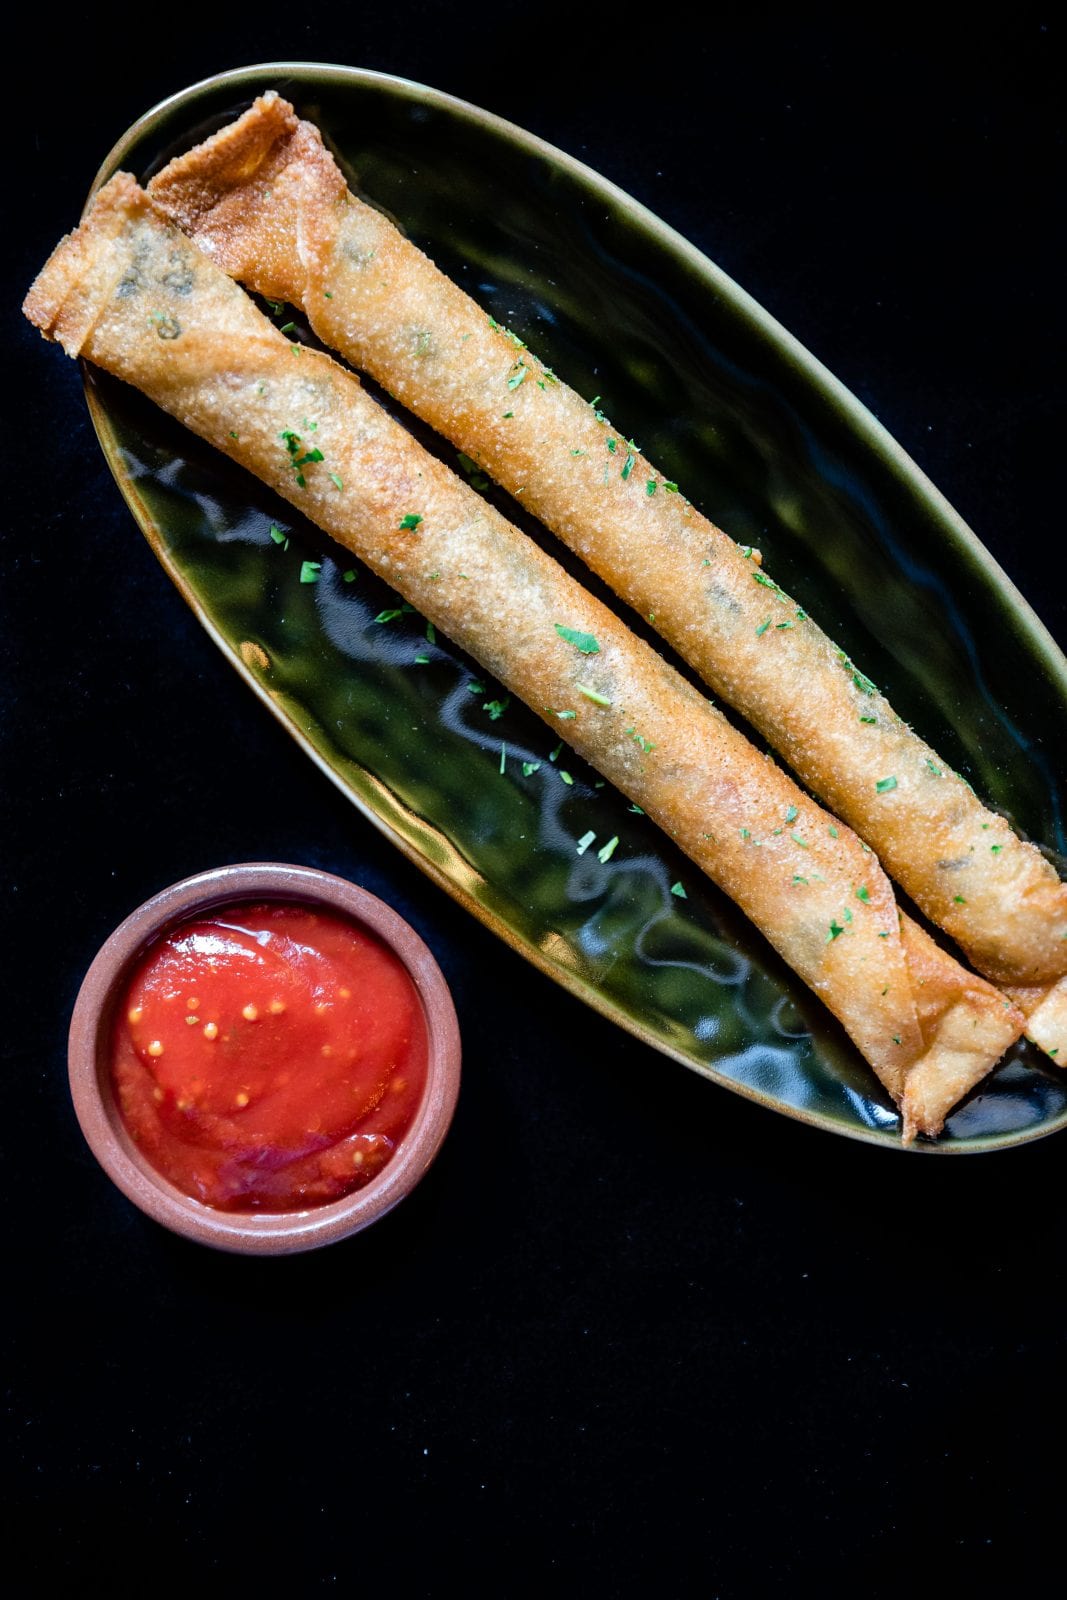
784, 805, 798, 824
990, 843, 1002, 854
791, 833, 808, 848
752, 572, 787, 598
953, 895, 967, 905
606, 438, 617, 454
399, 513, 423, 531
576, 831, 596, 856
279, 321, 296, 335
776, 621, 793, 630
329, 473, 344, 490
670, 882, 687, 899
647, 480, 657, 496
414, 654, 430, 665
506, 363, 527, 390
925, 759, 942, 776
374, 608, 408, 624
555, 624, 600, 654
792, 875, 808, 886
740, 827, 751, 840
269, 524, 289, 549
875, 776, 898, 794
663, 481, 679, 493
500, 743, 507, 774
522, 761, 541, 777
828, 825, 838, 838
577, 684, 612, 707
266, 300, 284, 315
755, 618, 771, 637
467, 681, 486, 694
342, 569, 357, 583
299, 561, 321, 584
483, 697, 510, 720
426, 622, 436, 644
628, 803, 644, 814
597, 836, 619, 864
859, 715, 877, 724
549, 742, 563, 762
556, 709, 577, 720
621, 453, 635, 481
856, 886, 871, 903
560, 770, 574, 785
826, 920, 845, 942
503, 411, 514, 419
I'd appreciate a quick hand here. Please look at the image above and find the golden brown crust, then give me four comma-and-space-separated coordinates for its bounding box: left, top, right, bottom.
145, 96, 1067, 1019
26, 173, 1025, 1138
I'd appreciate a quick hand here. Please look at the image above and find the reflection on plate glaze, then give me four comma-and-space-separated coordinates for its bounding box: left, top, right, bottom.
85, 64, 1067, 1151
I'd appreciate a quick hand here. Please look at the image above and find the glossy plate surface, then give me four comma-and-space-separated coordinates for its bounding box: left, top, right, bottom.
85, 62, 1067, 1151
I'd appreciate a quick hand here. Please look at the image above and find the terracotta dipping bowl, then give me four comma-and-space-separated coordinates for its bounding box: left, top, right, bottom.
68, 863, 461, 1254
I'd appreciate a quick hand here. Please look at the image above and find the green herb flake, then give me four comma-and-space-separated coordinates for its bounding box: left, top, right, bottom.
756, 618, 771, 637
466, 681, 486, 694
646, 480, 657, 496
555, 624, 600, 654
266, 300, 284, 315
990, 843, 1003, 854
425, 622, 436, 644
875, 776, 898, 794
413, 654, 430, 665
740, 827, 751, 841
670, 882, 687, 899
925, 759, 942, 776
954, 895, 967, 905
556, 709, 577, 721
299, 561, 321, 585
791, 833, 808, 848
506, 364, 527, 390
329, 472, 344, 490
549, 742, 563, 762
399, 513, 423, 531
606, 437, 617, 454
893, 1034, 902, 1046
560, 770, 575, 786
269, 524, 288, 548
499, 743, 507, 775
628, 803, 644, 815
796, 608, 808, 621
279, 321, 296, 335
577, 684, 611, 707
374, 608, 407, 624
826, 920, 845, 943
856, 886, 871, 903
483, 697, 511, 721
591, 835, 618, 865
792, 875, 809, 886
663, 481, 679, 493
785, 805, 798, 824
522, 761, 541, 777
323, 290, 333, 299
828, 825, 839, 839
859, 714, 877, 724
621, 453, 635, 481
503, 411, 514, 419
342, 569, 357, 583
576, 830, 597, 856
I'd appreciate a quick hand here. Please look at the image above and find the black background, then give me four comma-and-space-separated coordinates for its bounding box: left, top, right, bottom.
6, 9, 1065, 1593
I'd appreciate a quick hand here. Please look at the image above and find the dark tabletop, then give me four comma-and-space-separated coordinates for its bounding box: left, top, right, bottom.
6, 11, 1064, 1593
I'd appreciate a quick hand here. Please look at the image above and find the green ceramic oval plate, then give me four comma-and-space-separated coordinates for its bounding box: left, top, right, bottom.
85, 62, 1067, 1152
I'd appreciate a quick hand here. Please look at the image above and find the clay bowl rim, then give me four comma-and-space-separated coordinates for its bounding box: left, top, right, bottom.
68, 862, 461, 1255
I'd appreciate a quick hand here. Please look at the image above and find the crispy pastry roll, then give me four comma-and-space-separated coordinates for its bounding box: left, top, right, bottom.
146, 95, 1067, 1059
25, 174, 1024, 1138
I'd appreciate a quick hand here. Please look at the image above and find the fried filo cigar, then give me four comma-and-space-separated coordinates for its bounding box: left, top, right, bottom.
146, 95, 1067, 1062
25, 174, 1025, 1140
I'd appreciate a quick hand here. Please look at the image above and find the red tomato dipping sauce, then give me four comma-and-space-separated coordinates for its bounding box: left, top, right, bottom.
109, 902, 428, 1212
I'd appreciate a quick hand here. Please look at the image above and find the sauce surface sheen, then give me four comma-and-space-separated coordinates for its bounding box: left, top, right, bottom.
111, 901, 427, 1211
